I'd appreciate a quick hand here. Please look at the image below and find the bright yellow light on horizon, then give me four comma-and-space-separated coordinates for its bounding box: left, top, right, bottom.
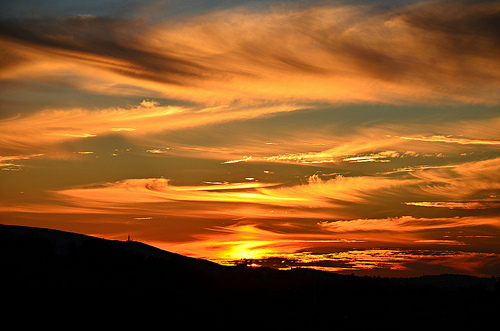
217, 240, 277, 261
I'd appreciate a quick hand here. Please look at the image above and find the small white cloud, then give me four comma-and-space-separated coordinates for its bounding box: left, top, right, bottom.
223, 156, 253, 164
111, 128, 136, 132
49, 133, 96, 138
146, 148, 170, 154
140, 100, 160, 108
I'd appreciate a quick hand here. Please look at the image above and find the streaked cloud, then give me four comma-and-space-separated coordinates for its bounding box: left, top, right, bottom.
405, 201, 500, 210
0, 101, 297, 155
400, 135, 500, 145
54, 174, 417, 213
1, 1, 499, 104
222, 139, 403, 165
218, 113, 500, 167
0, 153, 44, 170
6, 156, 498, 220
1, 0, 499, 278
318, 215, 500, 234
411, 157, 500, 200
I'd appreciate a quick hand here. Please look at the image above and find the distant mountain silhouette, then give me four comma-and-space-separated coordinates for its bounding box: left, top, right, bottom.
1, 224, 498, 328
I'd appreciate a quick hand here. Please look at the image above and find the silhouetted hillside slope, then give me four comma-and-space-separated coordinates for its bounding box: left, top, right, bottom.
1, 224, 499, 328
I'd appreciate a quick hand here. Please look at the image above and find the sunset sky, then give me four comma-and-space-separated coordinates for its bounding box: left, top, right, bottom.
1, 0, 499, 277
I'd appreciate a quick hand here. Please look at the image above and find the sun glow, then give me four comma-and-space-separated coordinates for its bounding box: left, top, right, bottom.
218, 240, 277, 262
1, 0, 499, 278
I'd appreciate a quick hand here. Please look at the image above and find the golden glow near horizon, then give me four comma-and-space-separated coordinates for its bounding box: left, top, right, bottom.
1, 0, 499, 277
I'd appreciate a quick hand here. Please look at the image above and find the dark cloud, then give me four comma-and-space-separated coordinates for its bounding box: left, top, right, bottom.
401, 1, 500, 40
394, 1, 500, 81
0, 16, 207, 85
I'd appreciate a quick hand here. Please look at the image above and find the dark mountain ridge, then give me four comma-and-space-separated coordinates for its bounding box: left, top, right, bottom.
1, 224, 499, 328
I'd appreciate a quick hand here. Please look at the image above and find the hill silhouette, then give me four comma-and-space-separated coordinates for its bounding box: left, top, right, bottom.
1, 224, 498, 328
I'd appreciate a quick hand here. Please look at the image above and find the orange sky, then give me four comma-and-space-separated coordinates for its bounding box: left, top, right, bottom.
1, 0, 499, 277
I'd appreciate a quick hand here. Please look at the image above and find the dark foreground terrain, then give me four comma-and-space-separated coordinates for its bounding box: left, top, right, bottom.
1, 224, 499, 328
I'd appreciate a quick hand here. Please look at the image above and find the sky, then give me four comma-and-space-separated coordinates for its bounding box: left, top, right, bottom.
1, 0, 499, 277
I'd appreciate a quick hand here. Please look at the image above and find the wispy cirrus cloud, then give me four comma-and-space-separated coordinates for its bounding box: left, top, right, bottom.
318, 215, 500, 234
1, 1, 499, 104
53, 174, 416, 214
405, 201, 500, 210
411, 157, 500, 200
4, 156, 496, 219
3, 174, 408, 222
0, 101, 297, 155
400, 135, 500, 146
0, 153, 44, 170
217, 111, 500, 166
